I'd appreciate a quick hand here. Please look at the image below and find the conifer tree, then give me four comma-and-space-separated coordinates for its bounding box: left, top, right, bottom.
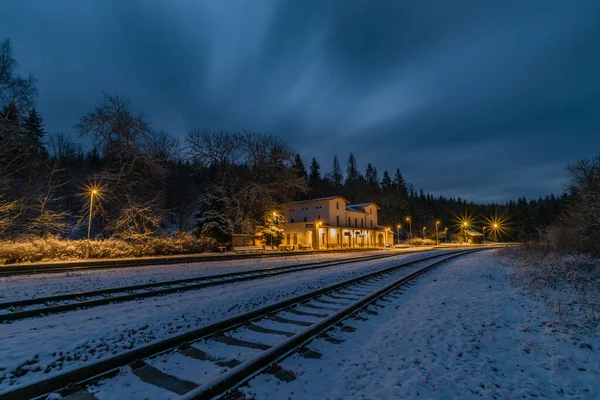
23, 107, 47, 160
331, 155, 344, 187
293, 153, 307, 180
308, 157, 321, 194
345, 153, 360, 182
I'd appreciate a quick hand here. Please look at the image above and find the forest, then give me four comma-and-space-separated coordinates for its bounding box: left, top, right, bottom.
0, 38, 581, 257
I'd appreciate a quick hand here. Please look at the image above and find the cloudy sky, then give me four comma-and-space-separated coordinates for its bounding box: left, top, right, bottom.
1, 0, 599, 203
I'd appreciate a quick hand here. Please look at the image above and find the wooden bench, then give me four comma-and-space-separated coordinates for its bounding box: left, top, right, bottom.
298, 244, 312, 250
233, 246, 265, 254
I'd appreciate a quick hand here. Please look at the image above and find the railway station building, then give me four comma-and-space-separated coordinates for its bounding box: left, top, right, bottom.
280, 196, 393, 250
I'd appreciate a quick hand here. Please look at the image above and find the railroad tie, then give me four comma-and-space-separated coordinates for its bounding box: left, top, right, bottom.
285, 308, 328, 318
268, 315, 313, 326
245, 322, 295, 337
131, 360, 198, 395
63, 390, 100, 400
300, 303, 340, 312
179, 346, 242, 368
312, 298, 350, 306
212, 334, 272, 351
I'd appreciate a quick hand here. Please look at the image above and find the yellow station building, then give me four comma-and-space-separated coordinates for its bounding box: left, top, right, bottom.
280, 196, 393, 250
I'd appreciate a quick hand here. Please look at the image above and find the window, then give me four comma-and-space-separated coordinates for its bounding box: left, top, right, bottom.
336, 202, 339, 210
355, 218, 358, 226
361, 219, 364, 228
348, 217, 351, 226
322, 233, 325, 244
286, 234, 290, 245
336, 216, 339, 226
293, 233, 297, 245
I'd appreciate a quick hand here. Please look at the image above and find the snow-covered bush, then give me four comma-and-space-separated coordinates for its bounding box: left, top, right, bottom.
0, 233, 212, 264
498, 246, 600, 330
405, 238, 436, 246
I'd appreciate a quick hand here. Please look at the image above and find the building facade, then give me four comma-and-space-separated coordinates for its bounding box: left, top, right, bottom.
280, 196, 392, 249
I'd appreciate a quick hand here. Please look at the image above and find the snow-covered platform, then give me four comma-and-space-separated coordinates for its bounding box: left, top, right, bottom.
245, 250, 600, 398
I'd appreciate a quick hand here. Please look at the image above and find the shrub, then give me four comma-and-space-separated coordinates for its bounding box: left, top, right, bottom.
498, 246, 600, 329
0, 233, 213, 264
405, 238, 436, 246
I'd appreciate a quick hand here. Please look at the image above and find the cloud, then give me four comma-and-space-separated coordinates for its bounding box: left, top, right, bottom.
1, 0, 599, 202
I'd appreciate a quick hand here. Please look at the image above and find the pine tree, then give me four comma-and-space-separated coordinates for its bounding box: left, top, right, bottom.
308, 157, 321, 195
393, 168, 408, 196
345, 153, 360, 182
365, 163, 379, 188
22, 107, 47, 160
331, 155, 343, 187
381, 171, 392, 188
293, 153, 307, 180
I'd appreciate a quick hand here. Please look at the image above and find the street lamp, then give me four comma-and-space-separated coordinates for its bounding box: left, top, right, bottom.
435, 221, 440, 245
396, 224, 401, 245
87, 188, 99, 242
406, 217, 412, 241
462, 221, 469, 243
422, 226, 426, 239
482, 226, 486, 244
444, 227, 448, 243
316, 221, 321, 250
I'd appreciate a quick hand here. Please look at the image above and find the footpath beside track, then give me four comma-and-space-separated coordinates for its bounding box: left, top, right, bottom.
0, 248, 490, 400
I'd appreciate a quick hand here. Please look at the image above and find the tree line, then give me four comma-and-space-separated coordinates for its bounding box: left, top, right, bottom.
0, 38, 572, 244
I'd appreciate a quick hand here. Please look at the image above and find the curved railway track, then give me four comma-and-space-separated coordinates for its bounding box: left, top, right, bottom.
0, 248, 486, 400
0, 252, 403, 323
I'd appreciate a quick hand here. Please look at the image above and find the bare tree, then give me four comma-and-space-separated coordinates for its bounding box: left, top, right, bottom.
28, 164, 71, 238
76, 93, 168, 237
550, 155, 600, 256
186, 130, 307, 239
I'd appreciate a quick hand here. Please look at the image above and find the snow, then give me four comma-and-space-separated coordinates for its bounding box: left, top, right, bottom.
87, 366, 175, 400
0, 251, 439, 394
244, 250, 600, 399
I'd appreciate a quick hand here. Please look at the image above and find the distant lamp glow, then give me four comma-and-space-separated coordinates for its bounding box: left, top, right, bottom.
484, 214, 508, 241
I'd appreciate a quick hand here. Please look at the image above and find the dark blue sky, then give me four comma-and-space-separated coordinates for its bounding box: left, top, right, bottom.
1, 1, 599, 203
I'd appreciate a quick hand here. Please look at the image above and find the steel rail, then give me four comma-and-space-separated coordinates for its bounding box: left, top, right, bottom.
0, 249, 485, 400
0, 253, 400, 323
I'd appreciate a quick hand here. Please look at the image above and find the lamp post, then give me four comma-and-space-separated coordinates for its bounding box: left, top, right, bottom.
87, 189, 98, 242
444, 227, 448, 243
435, 221, 440, 245
270, 211, 278, 248
462, 221, 468, 243
315, 221, 321, 250
406, 217, 412, 241
422, 227, 426, 239
396, 224, 401, 245
482, 226, 486, 244
86, 187, 100, 259
493, 223, 499, 241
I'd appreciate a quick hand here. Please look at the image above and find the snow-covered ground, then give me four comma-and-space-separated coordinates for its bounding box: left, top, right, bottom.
245, 250, 600, 399
0, 250, 411, 302
0, 251, 440, 393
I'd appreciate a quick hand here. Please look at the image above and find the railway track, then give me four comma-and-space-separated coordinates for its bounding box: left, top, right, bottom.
0, 249, 385, 277
0, 248, 485, 400
0, 252, 403, 323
